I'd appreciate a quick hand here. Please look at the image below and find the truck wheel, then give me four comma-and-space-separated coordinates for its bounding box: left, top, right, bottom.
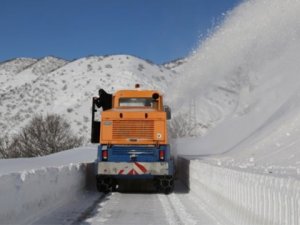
155, 176, 174, 194
96, 176, 115, 193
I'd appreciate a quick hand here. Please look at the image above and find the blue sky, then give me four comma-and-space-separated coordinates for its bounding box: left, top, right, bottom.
0, 0, 242, 64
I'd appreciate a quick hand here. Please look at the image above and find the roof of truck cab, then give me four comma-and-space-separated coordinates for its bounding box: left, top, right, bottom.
114, 89, 162, 98
109, 108, 157, 112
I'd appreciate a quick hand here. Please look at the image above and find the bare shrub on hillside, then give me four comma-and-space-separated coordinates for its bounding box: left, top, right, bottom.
169, 113, 209, 138
87, 64, 93, 71
0, 135, 10, 158
9, 114, 84, 157
168, 113, 190, 138
138, 63, 145, 71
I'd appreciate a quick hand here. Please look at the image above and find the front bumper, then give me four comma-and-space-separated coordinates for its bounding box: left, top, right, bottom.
97, 161, 172, 176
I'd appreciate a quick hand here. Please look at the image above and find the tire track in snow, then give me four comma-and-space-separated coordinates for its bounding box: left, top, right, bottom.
187, 194, 224, 225
168, 193, 198, 225
158, 194, 181, 225
158, 193, 197, 225
72, 193, 107, 224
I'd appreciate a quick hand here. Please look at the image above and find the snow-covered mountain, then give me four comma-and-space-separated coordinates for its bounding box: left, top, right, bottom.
163, 57, 187, 73
0, 55, 179, 140
0, 58, 38, 94
0, 58, 37, 75
0, 56, 69, 95
21, 56, 69, 76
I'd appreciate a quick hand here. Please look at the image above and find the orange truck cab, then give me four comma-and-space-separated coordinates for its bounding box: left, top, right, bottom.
91, 86, 174, 194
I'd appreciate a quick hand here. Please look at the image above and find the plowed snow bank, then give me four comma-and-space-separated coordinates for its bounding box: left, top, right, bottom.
178, 157, 300, 225
0, 164, 87, 224
0, 146, 96, 224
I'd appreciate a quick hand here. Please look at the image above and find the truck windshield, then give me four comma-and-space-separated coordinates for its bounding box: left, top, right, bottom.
119, 98, 154, 107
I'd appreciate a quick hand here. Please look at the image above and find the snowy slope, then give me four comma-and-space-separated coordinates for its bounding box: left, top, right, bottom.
163, 57, 187, 74
0, 58, 37, 76
0, 56, 68, 95
0, 58, 38, 94
172, 0, 300, 170
171, 1, 300, 224
21, 56, 69, 76
0, 55, 178, 139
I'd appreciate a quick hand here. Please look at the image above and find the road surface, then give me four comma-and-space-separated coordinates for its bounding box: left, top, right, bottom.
30, 181, 223, 225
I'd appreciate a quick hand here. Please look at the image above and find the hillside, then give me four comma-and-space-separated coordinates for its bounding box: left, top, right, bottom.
0, 58, 38, 94
0, 55, 179, 140
163, 57, 187, 73
172, 0, 300, 172
0, 57, 68, 95
0, 58, 37, 75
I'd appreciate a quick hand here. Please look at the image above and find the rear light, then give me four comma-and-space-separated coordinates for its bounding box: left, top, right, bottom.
159, 150, 165, 161
102, 150, 108, 161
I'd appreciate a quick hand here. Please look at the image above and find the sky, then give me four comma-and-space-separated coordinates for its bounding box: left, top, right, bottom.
0, 0, 242, 64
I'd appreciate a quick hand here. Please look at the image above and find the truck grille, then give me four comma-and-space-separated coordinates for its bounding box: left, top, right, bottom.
113, 120, 154, 140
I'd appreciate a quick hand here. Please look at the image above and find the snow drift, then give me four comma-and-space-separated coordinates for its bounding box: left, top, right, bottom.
0, 146, 96, 224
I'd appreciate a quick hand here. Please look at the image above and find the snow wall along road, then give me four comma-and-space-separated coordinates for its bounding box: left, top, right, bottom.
0, 164, 92, 224
178, 157, 300, 225
0, 146, 96, 224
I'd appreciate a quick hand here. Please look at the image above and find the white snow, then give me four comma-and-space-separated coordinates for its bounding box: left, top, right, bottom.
1, 0, 300, 224
171, 0, 300, 169
170, 0, 300, 224
83, 182, 223, 225
0, 145, 96, 175
178, 157, 300, 225
0, 55, 177, 139
0, 163, 86, 224
0, 146, 96, 224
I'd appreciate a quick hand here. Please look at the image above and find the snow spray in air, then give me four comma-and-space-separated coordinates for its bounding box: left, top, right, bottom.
169, 0, 300, 153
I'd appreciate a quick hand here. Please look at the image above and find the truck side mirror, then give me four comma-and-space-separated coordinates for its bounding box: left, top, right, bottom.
91, 97, 101, 143
164, 105, 171, 120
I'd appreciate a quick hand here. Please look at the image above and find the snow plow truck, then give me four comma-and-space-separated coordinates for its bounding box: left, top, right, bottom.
91, 85, 174, 194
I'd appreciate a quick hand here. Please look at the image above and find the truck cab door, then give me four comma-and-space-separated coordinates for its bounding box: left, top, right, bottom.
91, 97, 101, 143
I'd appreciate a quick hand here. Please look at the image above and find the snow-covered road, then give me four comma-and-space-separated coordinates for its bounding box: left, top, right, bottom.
2, 152, 299, 225
33, 181, 223, 225
0, 146, 226, 225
